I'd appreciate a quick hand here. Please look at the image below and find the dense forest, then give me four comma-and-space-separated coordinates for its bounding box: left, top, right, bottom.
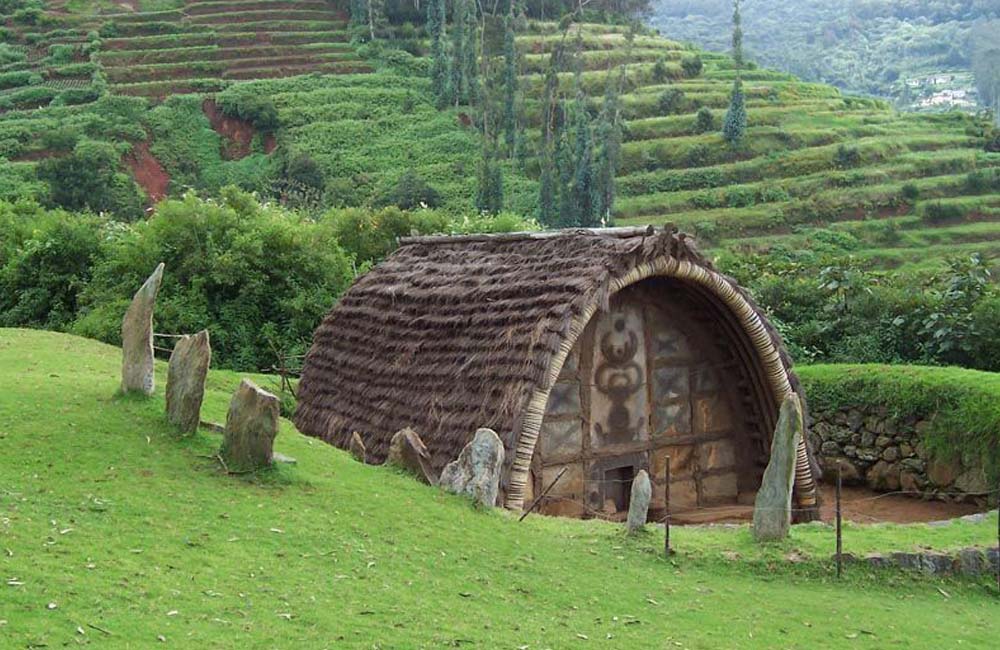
651, 0, 1000, 114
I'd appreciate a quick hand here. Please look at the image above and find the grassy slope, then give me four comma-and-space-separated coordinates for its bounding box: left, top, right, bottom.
0, 328, 998, 648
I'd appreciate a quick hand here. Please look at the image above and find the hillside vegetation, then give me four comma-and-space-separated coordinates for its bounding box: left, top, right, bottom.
650, 0, 999, 113
1, 328, 999, 648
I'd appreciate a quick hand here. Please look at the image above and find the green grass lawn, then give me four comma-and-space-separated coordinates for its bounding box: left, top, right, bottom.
0, 328, 998, 648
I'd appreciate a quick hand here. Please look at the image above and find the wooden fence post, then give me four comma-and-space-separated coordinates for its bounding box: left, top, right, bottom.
836, 465, 843, 579
664, 455, 671, 557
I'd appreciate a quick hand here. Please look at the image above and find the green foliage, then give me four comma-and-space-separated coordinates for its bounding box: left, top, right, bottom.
376, 170, 442, 210
681, 54, 704, 78
834, 144, 862, 169
657, 87, 685, 115
799, 363, 1000, 482
215, 89, 279, 133
694, 106, 716, 133
35, 140, 144, 220
0, 203, 103, 330
722, 78, 747, 144
322, 204, 448, 265
74, 189, 355, 370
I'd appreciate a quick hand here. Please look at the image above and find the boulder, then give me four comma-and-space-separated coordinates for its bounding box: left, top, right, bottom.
958, 548, 986, 576
165, 330, 211, 433
439, 428, 505, 507
387, 427, 436, 484
821, 458, 861, 485
120, 263, 164, 395
954, 467, 989, 495
349, 431, 367, 463
866, 460, 900, 492
927, 457, 961, 487
753, 394, 803, 542
626, 469, 652, 534
219, 380, 279, 472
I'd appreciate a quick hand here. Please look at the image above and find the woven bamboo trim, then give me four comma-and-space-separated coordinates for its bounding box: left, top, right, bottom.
505, 256, 818, 510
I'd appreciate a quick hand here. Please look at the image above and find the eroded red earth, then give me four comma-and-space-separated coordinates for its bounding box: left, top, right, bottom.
202, 98, 277, 160
124, 140, 170, 204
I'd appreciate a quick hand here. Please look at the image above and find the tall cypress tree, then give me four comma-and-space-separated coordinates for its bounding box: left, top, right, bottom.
538, 43, 563, 227
462, 0, 479, 106
428, 0, 450, 106
594, 66, 624, 225
723, 0, 747, 144
731, 0, 744, 70
502, 13, 518, 156
572, 91, 596, 226
722, 78, 747, 144
450, 0, 467, 105
555, 105, 575, 228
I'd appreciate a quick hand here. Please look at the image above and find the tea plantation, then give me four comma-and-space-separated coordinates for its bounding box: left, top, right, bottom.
1, 1, 997, 275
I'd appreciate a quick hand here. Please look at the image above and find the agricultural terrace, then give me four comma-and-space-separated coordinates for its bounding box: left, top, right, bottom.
0, 5, 997, 275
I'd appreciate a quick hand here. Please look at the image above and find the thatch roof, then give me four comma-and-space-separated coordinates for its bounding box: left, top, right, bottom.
294, 226, 819, 514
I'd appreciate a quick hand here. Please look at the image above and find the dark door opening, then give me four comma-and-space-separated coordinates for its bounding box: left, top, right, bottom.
605, 466, 635, 512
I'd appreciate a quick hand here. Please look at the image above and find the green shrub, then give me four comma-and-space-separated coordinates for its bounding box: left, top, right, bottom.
74, 189, 355, 371
322, 205, 449, 265
216, 91, 279, 133
657, 88, 686, 115
920, 201, 965, 224
651, 58, 669, 83
376, 171, 442, 210
693, 106, 715, 133
680, 54, 703, 78
833, 144, 861, 169
0, 204, 104, 330
900, 182, 920, 201
36, 140, 144, 219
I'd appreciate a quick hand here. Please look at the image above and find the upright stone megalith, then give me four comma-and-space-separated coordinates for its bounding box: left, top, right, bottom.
349, 431, 367, 463
439, 428, 505, 507
121, 262, 165, 395
387, 427, 437, 484
220, 379, 279, 472
753, 393, 804, 542
627, 469, 652, 534
165, 330, 211, 433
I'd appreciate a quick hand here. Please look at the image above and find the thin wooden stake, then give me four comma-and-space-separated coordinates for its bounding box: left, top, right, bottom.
836, 465, 843, 579
996, 477, 999, 595
664, 454, 672, 557
519, 467, 568, 522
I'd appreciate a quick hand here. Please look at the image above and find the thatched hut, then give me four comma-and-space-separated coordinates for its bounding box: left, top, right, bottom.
295, 227, 819, 520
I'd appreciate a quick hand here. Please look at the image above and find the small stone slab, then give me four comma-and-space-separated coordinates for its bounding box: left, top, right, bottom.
165, 329, 211, 433
220, 379, 279, 473
627, 469, 652, 534
439, 428, 505, 508
120, 262, 164, 395
753, 393, 803, 542
349, 431, 367, 463
387, 427, 436, 484
272, 452, 297, 465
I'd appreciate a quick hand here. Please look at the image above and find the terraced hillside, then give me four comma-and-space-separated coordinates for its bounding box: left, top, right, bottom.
510, 25, 1000, 272
0, 8, 997, 273
0, 0, 366, 108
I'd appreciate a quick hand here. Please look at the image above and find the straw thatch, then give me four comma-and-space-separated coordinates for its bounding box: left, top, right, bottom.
294, 226, 819, 515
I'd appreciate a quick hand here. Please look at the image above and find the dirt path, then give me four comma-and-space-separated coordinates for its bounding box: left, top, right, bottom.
670, 485, 986, 525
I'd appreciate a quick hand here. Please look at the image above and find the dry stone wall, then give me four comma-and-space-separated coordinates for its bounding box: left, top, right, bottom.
808, 405, 991, 501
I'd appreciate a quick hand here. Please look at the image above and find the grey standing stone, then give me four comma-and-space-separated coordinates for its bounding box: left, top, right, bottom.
220, 379, 279, 472
626, 469, 652, 534
439, 428, 505, 508
120, 262, 164, 395
165, 330, 211, 433
349, 431, 367, 463
387, 427, 437, 484
753, 394, 803, 542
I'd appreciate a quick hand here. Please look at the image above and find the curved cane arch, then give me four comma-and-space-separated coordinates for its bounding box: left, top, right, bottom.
505, 255, 817, 511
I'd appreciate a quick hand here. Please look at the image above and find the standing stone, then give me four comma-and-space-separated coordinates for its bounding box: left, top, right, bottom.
626, 469, 652, 534
219, 379, 279, 472
439, 428, 505, 508
165, 330, 211, 433
349, 431, 367, 463
120, 262, 164, 395
387, 427, 437, 484
753, 393, 803, 542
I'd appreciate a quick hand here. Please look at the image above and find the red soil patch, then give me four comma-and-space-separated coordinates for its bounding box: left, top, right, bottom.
202, 98, 276, 160
124, 141, 170, 204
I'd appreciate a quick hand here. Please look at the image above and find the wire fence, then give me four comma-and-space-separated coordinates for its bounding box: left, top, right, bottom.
522, 466, 1000, 590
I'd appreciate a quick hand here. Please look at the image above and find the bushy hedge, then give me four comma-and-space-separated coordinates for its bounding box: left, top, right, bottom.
799, 364, 1000, 482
